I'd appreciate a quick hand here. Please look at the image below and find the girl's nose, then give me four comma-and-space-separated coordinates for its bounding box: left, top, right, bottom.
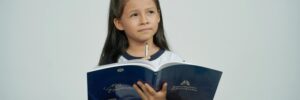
140, 14, 149, 25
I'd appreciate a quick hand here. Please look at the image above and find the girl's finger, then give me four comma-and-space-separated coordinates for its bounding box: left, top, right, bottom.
145, 83, 156, 95
133, 84, 146, 99
137, 81, 150, 96
161, 82, 168, 93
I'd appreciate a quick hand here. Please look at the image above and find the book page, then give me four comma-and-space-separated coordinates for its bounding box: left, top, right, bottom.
158, 61, 190, 71
89, 59, 157, 72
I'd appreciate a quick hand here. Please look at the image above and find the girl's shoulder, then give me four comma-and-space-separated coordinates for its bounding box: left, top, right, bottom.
159, 50, 185, 63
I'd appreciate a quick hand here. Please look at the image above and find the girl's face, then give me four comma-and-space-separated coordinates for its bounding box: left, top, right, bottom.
114, 0, 160, 43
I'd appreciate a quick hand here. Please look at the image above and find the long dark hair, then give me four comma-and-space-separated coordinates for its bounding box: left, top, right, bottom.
98, 0, 169, 65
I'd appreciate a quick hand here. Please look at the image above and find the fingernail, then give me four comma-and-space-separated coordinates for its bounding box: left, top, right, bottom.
137, 81, 143, 85
163, 81, 167, 84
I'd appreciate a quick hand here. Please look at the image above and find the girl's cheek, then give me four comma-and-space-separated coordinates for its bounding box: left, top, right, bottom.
128, 18, 138, 24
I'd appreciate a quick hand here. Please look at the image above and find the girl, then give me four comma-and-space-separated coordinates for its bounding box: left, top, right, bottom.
98, 0, 184, 99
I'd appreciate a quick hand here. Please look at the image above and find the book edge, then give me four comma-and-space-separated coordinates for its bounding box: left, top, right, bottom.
88, 59, 157, 73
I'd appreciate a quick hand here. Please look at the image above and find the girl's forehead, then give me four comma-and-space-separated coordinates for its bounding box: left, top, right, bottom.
123, 0, 157, 11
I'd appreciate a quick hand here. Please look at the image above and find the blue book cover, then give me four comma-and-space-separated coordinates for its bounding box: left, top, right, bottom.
87, 60, 222, 100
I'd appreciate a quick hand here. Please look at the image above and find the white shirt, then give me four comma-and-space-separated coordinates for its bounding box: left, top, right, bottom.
117, 49, 185, 69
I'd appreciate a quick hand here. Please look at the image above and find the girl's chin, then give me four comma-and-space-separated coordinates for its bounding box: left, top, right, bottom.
133, 37, 153, 43
136, 39, 152, 43
137, 35, 154, 42
129, 33, 155, 43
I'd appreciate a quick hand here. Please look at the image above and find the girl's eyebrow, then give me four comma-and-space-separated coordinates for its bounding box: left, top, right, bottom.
128, 7, 156, 13
129, 9, 138, 14
145, 7, 156, 10
147, 7, 155, 10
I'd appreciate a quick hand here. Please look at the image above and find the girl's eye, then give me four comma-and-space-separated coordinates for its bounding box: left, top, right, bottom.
148, 10, 155, 14
149, 11, 154, 14
130, 13, 138, 17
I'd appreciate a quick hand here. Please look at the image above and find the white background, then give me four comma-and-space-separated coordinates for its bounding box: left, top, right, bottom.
1, 0, 299, 100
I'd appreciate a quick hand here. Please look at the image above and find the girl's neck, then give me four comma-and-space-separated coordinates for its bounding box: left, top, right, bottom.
126, 40, 160, 58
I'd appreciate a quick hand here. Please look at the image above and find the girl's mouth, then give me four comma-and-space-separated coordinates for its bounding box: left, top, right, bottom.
138, 28, 152, 32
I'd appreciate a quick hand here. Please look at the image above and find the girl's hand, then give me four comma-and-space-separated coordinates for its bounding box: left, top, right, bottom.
133, 81, 167, 100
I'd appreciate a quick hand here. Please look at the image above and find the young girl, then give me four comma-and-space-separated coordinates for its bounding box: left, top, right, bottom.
99, 0, 184, 99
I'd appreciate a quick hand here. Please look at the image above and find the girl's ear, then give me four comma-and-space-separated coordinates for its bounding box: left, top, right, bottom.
114, 18, 124, 31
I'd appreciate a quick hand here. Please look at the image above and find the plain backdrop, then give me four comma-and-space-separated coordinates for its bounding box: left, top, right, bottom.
1, 0, 299, 100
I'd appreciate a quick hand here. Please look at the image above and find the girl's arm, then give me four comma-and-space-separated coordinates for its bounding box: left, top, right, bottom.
133, 81, 167, 100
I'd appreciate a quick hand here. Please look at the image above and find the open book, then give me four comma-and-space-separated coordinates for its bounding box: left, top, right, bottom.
87, 60, 222, 100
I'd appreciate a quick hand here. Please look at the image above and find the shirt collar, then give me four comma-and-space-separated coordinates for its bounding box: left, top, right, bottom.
122, 49, 165, 61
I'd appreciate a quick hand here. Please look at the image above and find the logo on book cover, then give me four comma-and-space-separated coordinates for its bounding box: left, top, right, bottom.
171, 80, 198, 92
180, 80, 190, 86
117, 68, 124, 72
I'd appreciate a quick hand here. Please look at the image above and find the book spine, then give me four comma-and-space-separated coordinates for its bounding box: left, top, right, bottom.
153, 72, 161, 90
